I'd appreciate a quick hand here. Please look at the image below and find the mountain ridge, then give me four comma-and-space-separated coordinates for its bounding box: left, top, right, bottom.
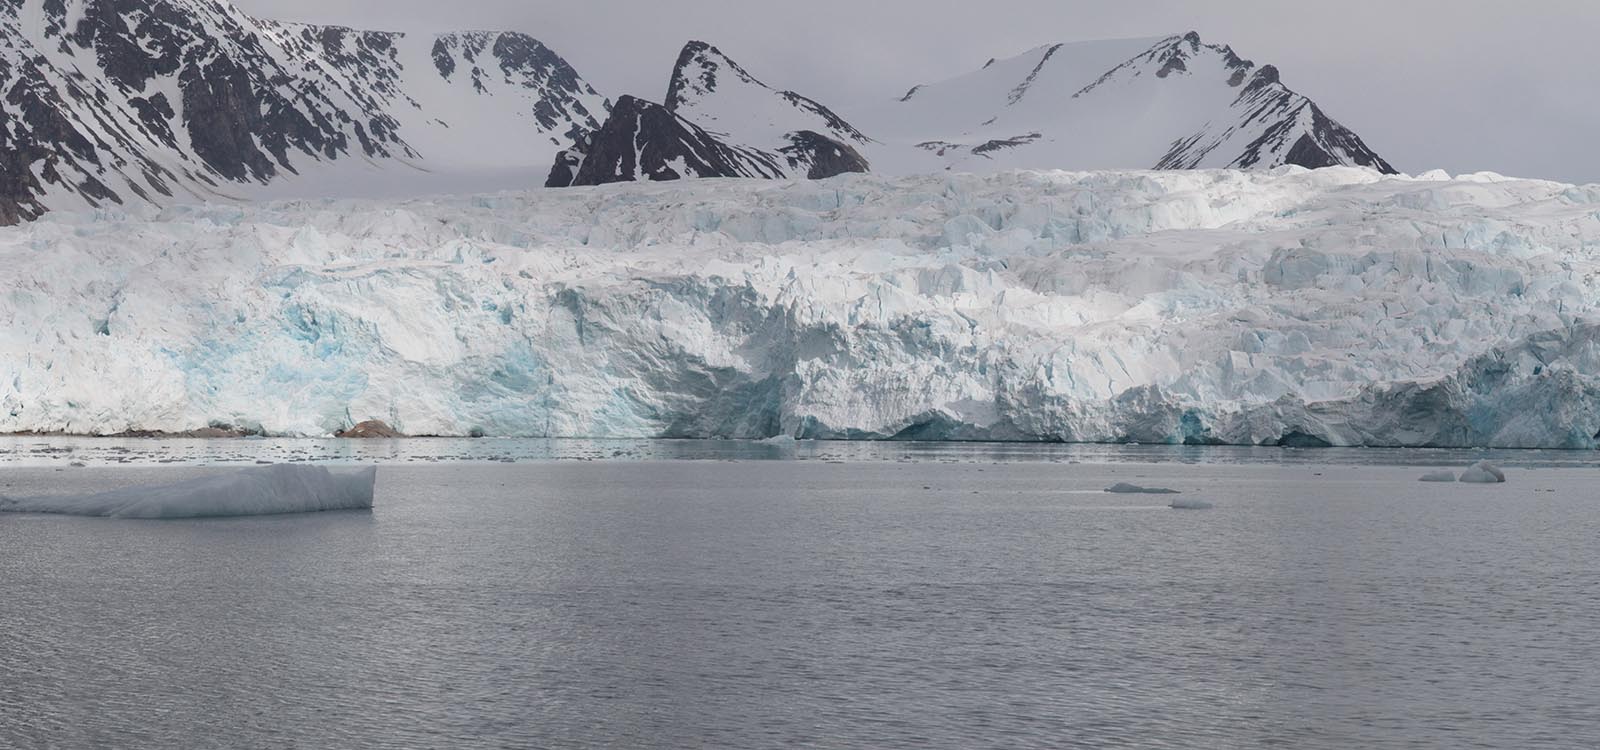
0, 0, 607, 223
547, 31, 1394, 190
0, 6, 1399, 221
858, 31, 1395, 176
546, 40, 871, 187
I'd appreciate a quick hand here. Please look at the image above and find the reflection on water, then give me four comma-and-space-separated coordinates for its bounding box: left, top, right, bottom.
2, 447, 1598, 748
2, 434, 1596, 469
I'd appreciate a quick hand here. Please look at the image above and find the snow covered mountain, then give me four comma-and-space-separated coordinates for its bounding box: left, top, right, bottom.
547, 41, 870, 187
859, 32, 1395, 175
6, 167, 1599, 448
665, 41, 873, 176
548, 32, 1393, 188
0, 0, 607, 223
547, 95, 789, 187
0, 6, 1401, 212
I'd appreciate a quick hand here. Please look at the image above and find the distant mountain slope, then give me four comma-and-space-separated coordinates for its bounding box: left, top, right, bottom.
547, 41, 869, 187
2, 9, 1399, 214
260, 24, 607, 165
664, 41, 869, 153
858, 32, 1395, 175
0, 0, 607, 223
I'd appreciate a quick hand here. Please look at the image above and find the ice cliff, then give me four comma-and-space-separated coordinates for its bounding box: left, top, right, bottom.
3, 167, 1600, 448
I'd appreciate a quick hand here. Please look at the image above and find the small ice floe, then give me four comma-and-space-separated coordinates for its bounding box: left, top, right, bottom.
1106, 482, 1180, 495
0, 464, 376, 519
1169, 499, 1215, 510
759, 435, 797, 445
1419, 470, 1458, 483
1458, 461, 1507, 484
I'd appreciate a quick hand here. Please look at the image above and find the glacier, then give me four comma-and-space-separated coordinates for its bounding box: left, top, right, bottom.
0, 465, 377, 518
3, 167, 1600, 448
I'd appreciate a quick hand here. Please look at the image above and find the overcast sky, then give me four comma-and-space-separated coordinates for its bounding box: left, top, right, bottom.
237, 0, 1600, 183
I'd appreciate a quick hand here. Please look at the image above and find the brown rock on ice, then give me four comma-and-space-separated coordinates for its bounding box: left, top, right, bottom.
336, 420, 404, 439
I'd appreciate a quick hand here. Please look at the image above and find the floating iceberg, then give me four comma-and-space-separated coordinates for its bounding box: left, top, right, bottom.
0, 465, 377, 519
1169, 499, 1216, 510
1106, 482, 1181, 494
1458, 461, 1507, 484
1419, 471, 1458, 483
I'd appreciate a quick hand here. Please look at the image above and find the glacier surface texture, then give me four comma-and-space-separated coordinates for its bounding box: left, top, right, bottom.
3, 167, 1600, 448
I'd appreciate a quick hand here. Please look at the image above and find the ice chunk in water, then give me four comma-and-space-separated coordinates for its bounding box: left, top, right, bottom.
0, 465, 376, 519
1419, 471, 1458, 483
1169, 499, 1215, 510
1106, 482, 1180, 494
1458, 461, 1507, 484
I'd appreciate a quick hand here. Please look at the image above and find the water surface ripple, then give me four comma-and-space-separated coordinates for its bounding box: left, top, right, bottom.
2, 445, 1596, 748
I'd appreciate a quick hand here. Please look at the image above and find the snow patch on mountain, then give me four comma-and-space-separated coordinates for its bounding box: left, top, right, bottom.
547, 41, 869, 187
4, 167, 1598, 447
859, 32, 1394, 176
665, 41, 869, 151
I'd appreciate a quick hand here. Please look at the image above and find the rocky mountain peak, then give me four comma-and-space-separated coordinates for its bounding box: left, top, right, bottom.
0, 0, 607, 223
665, 40, 764, 111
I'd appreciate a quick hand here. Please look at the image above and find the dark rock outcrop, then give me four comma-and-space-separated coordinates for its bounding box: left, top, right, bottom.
1135, 35, 1397, 174
554, 96, 784, 187
549, 40, 872, 188
779, 130, 869, 179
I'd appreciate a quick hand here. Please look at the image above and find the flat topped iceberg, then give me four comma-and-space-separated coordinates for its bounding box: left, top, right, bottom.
0, 465, 377, 519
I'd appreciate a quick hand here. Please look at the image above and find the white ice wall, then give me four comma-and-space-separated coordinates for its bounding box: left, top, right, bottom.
3, 167, 1599, 447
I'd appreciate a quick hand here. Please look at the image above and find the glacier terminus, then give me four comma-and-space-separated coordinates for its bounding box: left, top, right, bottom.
4, 167, 1598, 448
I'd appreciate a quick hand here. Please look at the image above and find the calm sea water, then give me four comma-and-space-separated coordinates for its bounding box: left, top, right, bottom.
2, 439, 1597, 748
